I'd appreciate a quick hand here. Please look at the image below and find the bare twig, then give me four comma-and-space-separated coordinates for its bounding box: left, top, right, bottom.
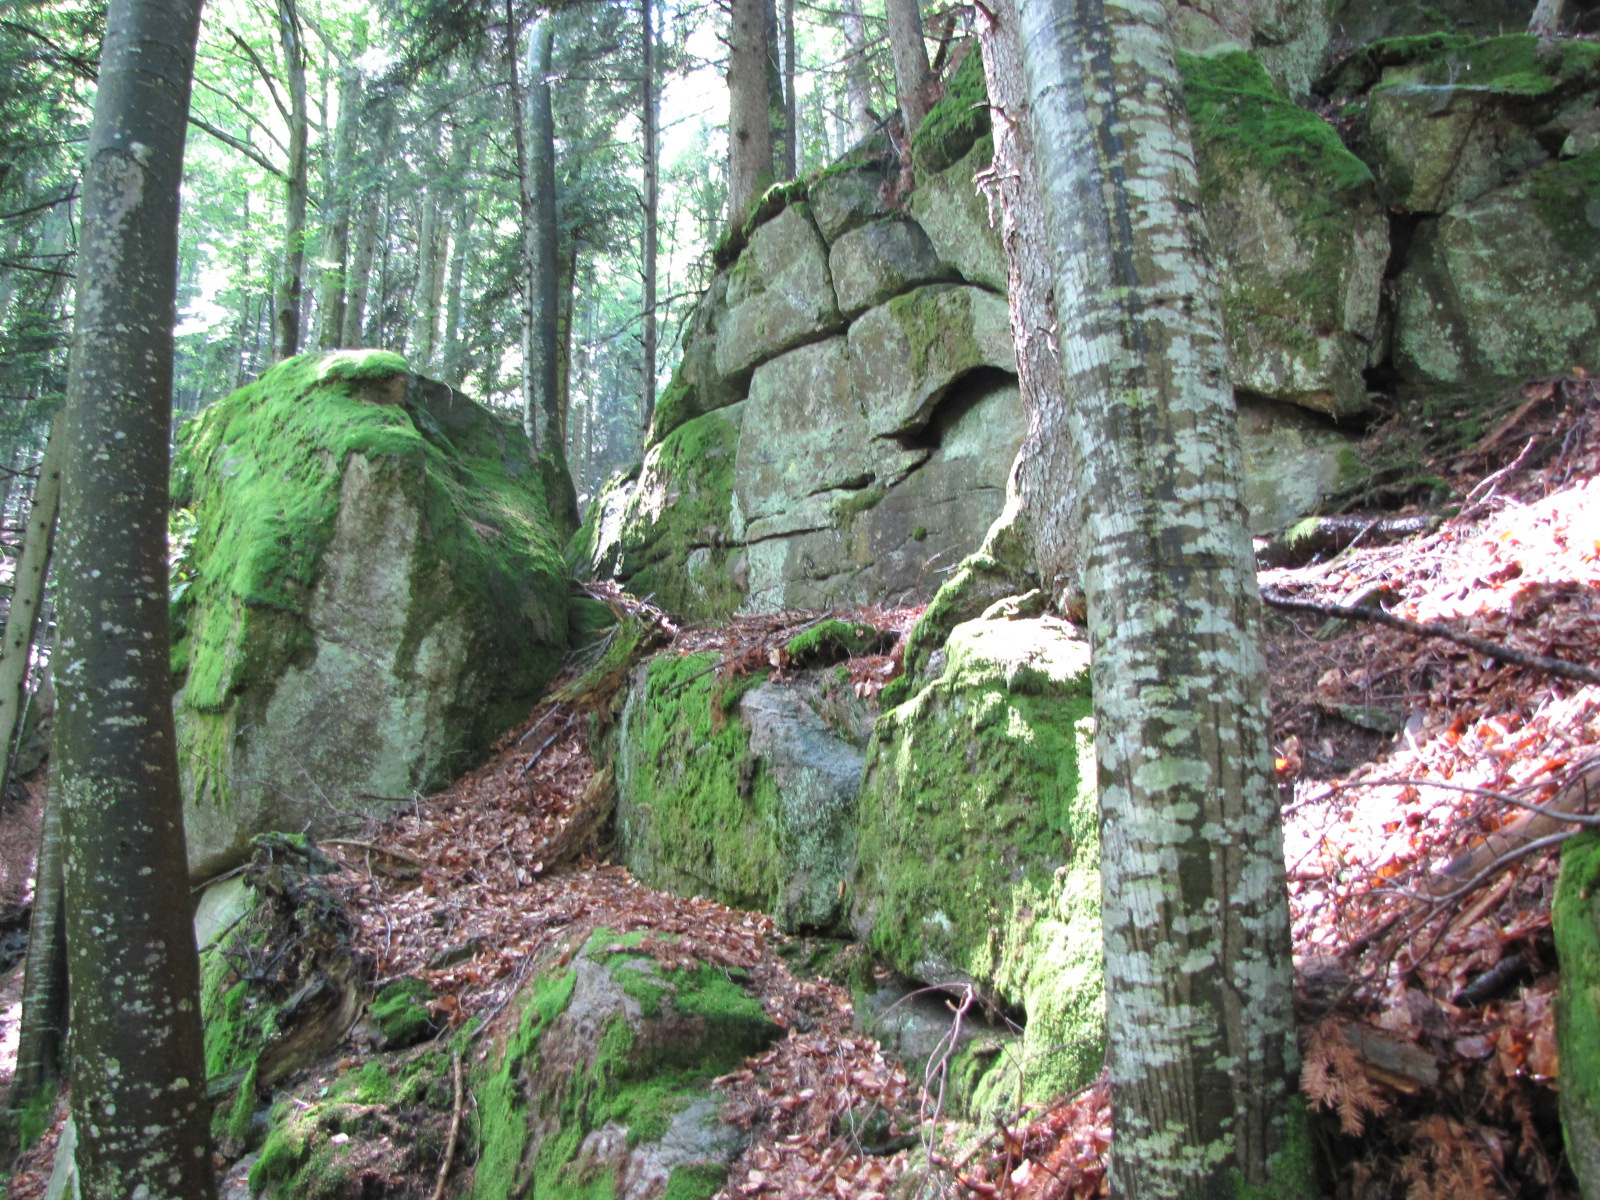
516, 712, 577, 780
1261, 588, 1600, 687
429, 1050, 464, 1200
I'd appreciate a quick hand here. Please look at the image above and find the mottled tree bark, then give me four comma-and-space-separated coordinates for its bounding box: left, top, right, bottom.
885, 0, 933, 137
727, 0, 773, 226
522, 15, 560, 459
0, 413, 60, 793
53, 0, 215, 1195
841, 0, 876, 143
1015, 1, 1306, 1195
274, 0, 309, 360
641, 0, 659, 431
972, 1, 1079, 597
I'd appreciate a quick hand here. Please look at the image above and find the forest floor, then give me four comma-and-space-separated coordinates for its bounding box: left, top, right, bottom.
6, 373, 1600, 1199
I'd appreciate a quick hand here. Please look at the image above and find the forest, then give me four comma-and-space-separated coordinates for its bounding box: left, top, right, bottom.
2, 0, 1600, 1197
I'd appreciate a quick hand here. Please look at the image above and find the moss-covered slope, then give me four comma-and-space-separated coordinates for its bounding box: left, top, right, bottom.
172, 351, 569, 877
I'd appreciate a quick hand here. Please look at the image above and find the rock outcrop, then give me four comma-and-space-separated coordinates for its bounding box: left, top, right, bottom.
172, 351, 570, 879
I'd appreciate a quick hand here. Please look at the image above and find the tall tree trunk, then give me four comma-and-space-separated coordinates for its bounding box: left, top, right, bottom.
275, 0, 309, 360
841, 0, 876, 144
782, 0, 798, 178
440, 144, 481, 384
522, 15, 560, 458
235, 192, 254, 385
1529, 0, 1566, 35
317, 48, 364, 350
886, 0, 933, 138
8, 778, 67, 1119
727, 0, 773, 227
55, 0, 216, 1194
1015, 1, 1307, 1196
972, 1, 1079, 598
0, 413, 61, 800
641, 0, 659, 433
409, 191, 442, 367
764, 0, 788, 180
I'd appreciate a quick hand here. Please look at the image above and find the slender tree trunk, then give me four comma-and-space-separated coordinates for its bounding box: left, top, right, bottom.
1529, 0, 1566, 35
838, 0, 876, 145
317, 50, 364, 350
234, 193, 254, 385
275, 0, 309, 360
972, 1, 1079, 597
727, 0, 773, 227
0, 413, 61, 799
409, 191, 442, 367
55, 0, 215, 1193
9, 779, 67, 1117
523, 15, 560, 458
886, 0, 933, 138
641, 0, 659, 433
440, 144, 481, 383
764, 0, 787, 180
1015, 1, 1307, 1195
782, 0, 798, 179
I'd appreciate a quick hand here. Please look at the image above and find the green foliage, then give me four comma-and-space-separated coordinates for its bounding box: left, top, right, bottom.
1232, 1098, 1317, 1200
14, 1087, 56, 1150
370, 978, 439, 1048
912, 49, 992, 176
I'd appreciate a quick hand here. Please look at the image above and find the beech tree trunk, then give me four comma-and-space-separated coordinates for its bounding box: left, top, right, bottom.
274, 0, 309, 360
885, 0, 933, 138
1015, 1, 1307, 1195
727, 0, 773, 227
641, 0, 659, 432
54, 0, 215, 1193
522, 15, 560, 459
0, 413, 60, 797
971, 2, 1079, 597
841, 0, 876, 144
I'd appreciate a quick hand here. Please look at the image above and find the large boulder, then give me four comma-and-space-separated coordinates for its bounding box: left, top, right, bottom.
1185, 51, 1387, 418
613, 644, 871, 932
1394, 150, 1600, 392
851, 614, 1103, 1114
171, 351, 569, 879
473, 931, 781, 1200
1555, 832, 1600, 1200
714, 203, 844, 383
910, 138, 1008, 295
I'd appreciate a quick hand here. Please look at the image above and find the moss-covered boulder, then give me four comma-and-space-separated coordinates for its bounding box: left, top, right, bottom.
714, 203, 843, 384
171, 352, 568, 877
829, 218, 952, 319
472, 930, 781, 1200
1556, 831, 1600, 1200
1185, 51, 1386, 418
614, 652, 869, 932
1394, 151, 1600, 393
851, 615, 1103, 1114
910, 136, 1007, 295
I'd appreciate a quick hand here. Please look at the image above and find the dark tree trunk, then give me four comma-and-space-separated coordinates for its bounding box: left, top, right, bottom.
54, 0, 215, 1194
8, 782, 66, 1117
274, 0, 309, 360
1015, 0, 1309, 1194
782, 0, 797, 178
317, 49, 363, 350
727, 0, 773, 226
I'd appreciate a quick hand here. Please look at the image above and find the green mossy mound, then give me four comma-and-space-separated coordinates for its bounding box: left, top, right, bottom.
371, 978, 440, 1049
852, 615, 1102, 1115
912, 48, 991, 177
1555, 831, 1600, 1199
472, 930, 780, 1200
171, 351, 569, 876
1325, 32, 1600, 98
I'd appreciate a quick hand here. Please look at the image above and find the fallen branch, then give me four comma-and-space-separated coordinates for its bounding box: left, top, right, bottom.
515, 711, 577, 780
1260, 589, 1600, 687
429, 1050, 463, 1200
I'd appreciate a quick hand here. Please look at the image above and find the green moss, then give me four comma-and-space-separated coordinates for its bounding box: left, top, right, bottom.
912, 49, 992, 176
569, 461, 640, 576
616, 653, 783, 913
664, 1163, 729, 1200
1555, 831, 1600, 1170
1233, 1097, 1316, 1199
370, 978, 438, 1048
619, 409, 744, 621
649, 370, 700, 443
1530, 149, 1600, 256
172, 352, 568, 820
15, 1088, 55, 1150
854, 617, 1102, 1113
784, 619, 885, 666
